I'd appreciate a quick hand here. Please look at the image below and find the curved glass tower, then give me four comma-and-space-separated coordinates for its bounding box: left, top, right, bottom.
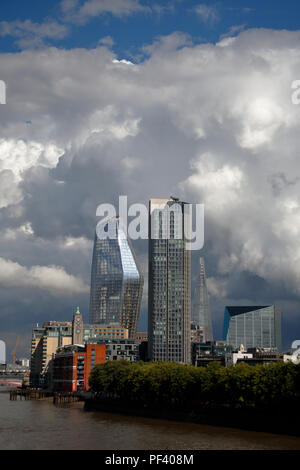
192, 257, 213, 342
89, 217, 143, 339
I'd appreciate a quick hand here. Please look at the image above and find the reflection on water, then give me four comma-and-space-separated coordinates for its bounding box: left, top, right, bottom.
0, 392, 300, 450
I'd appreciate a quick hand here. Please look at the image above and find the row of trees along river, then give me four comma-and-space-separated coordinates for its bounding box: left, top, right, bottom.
87, 360, 300, 435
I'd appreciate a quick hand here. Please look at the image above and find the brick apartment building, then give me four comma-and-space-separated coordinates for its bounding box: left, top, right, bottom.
53, 344, 106, 392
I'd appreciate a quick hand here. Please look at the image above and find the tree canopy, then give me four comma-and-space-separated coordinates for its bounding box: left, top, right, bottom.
89, 360, 300, 410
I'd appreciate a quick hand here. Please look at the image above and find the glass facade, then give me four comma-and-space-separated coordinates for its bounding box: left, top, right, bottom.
192, 257, 213, 342
148, 198, 191, 364
223, 305, 282, 351
89, 217, 143, 339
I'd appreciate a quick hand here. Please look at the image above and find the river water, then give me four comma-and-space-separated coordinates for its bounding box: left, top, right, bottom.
0, 390, 300, 450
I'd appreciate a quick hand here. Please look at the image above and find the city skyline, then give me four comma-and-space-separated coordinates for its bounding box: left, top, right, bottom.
0, 194, 293, 359
1, 1, 300, 359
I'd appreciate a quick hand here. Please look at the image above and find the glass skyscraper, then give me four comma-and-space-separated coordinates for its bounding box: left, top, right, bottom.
89, 217, 143, 340
192, 257, 213, 342
223, 305, 282, 351
148, 198, 191, 364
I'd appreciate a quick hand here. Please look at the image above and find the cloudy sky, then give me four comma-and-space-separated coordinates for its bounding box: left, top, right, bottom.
1, 0, 300, 359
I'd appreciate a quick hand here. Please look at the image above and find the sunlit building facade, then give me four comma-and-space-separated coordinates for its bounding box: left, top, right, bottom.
30, 321, 73, 388
83, 322, 129, 343
89, 217, 143, 339
148, 198, 191, 364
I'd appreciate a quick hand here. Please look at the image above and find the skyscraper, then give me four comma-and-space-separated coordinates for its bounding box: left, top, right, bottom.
89, 217, 143, 339
192, 257, 213, 342
148, 198, 191, 364
223, 305, 282, 351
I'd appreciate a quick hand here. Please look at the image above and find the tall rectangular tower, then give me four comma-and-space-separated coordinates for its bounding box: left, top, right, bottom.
148, 198, 191, 364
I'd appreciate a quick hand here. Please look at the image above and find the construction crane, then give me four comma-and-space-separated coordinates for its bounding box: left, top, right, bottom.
12, 336, 20, 364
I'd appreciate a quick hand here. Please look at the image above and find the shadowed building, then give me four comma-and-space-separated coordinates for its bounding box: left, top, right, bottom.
192, 257, 213, 342
89, 217, 143, 339
148, 198, 191, 364
223, 306, 282, 352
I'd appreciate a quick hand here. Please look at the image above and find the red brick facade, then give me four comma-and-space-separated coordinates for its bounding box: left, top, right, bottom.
53, 344, 106, 392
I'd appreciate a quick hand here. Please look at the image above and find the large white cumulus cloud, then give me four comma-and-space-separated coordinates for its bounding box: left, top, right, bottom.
1, 28, 300, 343
0, 257, 89, 294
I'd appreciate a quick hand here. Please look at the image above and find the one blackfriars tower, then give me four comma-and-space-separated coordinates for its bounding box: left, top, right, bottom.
148, 198, 191, 364
89, 216, 144, 339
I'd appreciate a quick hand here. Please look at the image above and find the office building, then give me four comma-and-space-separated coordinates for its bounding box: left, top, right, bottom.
87, 338, 138, 362
148, 198, 191, 363
89, 216, 143, 339
192, 257, 213, 342
223, 306, 282, 352
30, 321, 73, 388
83, 322, 129, 343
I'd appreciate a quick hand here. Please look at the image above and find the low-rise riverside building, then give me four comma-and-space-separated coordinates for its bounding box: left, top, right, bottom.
227, 345, 281, 366
30, 321, 73, 388
53, 344, 106, 392
87, 338, 138, 362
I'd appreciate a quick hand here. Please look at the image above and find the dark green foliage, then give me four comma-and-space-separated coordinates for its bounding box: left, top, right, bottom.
89, 360, 300, 410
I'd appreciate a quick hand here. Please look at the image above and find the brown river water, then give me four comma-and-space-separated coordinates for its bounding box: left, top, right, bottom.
0, 390, 300, 450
